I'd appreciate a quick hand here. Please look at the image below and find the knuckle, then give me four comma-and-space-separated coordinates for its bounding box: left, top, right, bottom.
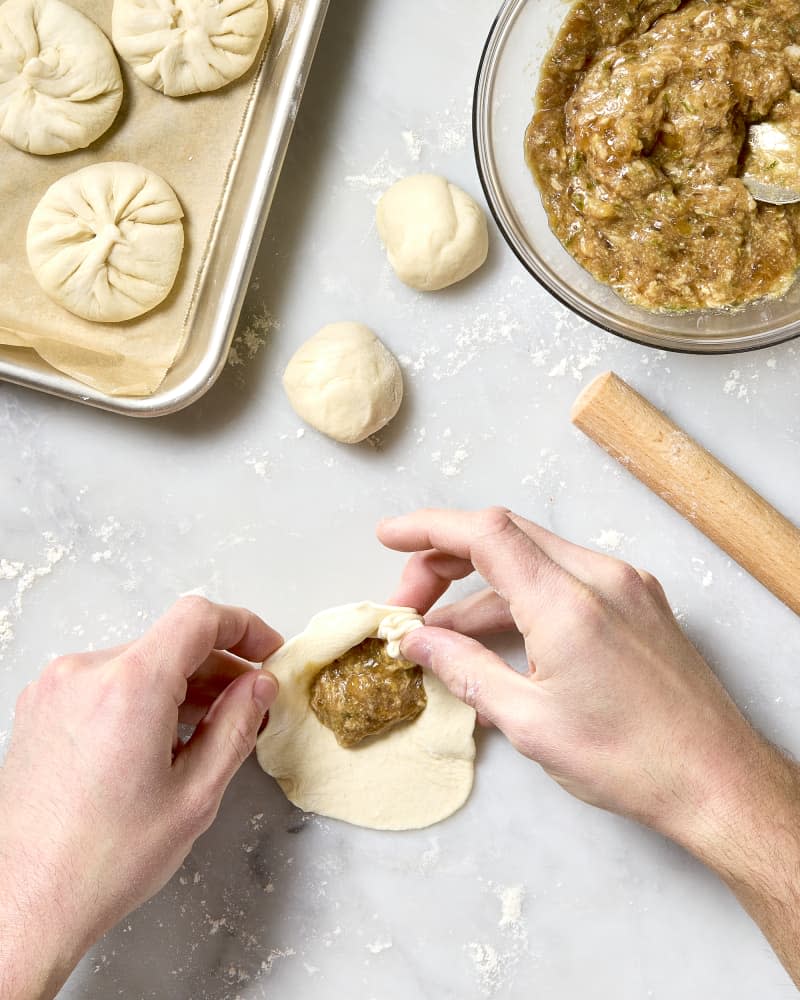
174, 594, 215, 628
638, 570, 663, 596
175, 594, 214, 617
116, 646, 150, 674
571, 584, 607, 630
45, 654, 82, 680
459, 672, 484, 713
477, 506, 513, 538
181, 787, 219, 834
14, 680, 36, 713
609, 561, 646, 596
174, 595, 218, 641
226, 719, 256, 768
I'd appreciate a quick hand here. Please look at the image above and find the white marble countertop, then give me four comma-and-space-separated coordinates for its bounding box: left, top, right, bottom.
2, 0, 800, 996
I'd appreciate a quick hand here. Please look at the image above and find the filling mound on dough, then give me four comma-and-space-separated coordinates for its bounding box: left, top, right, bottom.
309, 638, 427, 748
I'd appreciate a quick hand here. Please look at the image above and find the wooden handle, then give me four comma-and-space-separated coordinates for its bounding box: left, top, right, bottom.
571, 371, 800, 616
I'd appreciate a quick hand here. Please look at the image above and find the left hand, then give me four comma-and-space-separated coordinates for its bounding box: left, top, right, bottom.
0, 597, 282, 1000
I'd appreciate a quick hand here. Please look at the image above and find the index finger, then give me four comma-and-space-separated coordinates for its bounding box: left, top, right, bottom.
378, 507, 569, 634
123, 597, 284, 680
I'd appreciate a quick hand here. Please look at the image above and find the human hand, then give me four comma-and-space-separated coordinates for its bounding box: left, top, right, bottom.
0, 597, 282, 1000
379, 508, 800, 985
378, 507, 781, 841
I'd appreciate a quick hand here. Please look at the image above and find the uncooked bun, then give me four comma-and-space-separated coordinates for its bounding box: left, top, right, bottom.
283, 322, 403, 444
112, 0, 270, 97
27, 162, 185, 323
0, 0, 123, 155
376, 174, 489, 291
256, 602, 476, 831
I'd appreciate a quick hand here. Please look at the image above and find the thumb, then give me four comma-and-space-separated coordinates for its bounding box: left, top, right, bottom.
401, 626, 538, 749
176, 670, 279, 803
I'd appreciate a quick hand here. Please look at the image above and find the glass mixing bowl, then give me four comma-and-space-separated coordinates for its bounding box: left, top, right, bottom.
473, 0, 800, 354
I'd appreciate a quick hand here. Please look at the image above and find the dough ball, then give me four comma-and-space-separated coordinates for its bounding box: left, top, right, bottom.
112, 0, 270, 97
27, 162, 185, 323
0, 0, 123, 155
256, 603, 477, 831
283, 322, 403, 444
376, 174, 489, 291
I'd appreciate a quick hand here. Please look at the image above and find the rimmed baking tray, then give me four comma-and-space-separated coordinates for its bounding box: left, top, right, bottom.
0, 0, 329, 418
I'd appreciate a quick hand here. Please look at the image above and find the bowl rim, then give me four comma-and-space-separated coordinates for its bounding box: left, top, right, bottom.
471, 0, 800, 356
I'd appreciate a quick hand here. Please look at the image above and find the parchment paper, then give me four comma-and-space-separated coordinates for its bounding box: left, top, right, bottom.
0, 0, 275, 396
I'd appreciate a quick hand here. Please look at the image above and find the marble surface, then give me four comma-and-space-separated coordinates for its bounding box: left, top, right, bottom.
2, 0, 800, 996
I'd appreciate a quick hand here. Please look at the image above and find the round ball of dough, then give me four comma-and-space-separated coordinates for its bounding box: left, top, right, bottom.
283, 322, 403, 444
0, 0, 123, 155
112, 0, 270, 97
27, 162, 185, 323
376, 174, 489, 291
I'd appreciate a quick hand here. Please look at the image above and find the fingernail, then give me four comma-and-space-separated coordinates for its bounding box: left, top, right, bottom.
253, 672, 278, 712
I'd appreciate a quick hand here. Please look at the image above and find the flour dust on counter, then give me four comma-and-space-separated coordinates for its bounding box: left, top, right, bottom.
466, 882, 530, 997
0, 534, 71, 660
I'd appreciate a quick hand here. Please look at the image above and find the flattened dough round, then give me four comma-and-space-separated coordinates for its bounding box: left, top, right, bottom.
0, 0, 123, 155
256, 603, 476, 831
112, 0, 270, 97
283, 323, 404, 444
376, 174, 489, 291
26, 161, 185, 323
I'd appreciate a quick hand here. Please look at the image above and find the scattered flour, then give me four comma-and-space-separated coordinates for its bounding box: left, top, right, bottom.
432, 437, 471, 478
228, 305, 278, 367
497, 885, 525, 936
245, 449, 271, 479
593, 529, 625, 552
0, 535, 71, 658
401, 129, 424, 161
466, 883, 528, 997
365, 938, 393, 955
521, 448, 565, 504
467, 942, 502, 995
425, 97, 472, 154
0, 560, 23, 580
345, 152, 404, 204
260, 947, 296, 974
722, 368, 751, 401
690, 557, 714, 589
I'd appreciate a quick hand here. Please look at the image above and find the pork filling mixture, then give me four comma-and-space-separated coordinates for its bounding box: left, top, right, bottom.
526, 0, 800, 311
309, 638, 427, 748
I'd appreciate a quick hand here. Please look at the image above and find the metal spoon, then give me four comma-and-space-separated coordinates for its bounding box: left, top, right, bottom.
742, 119, 800, 205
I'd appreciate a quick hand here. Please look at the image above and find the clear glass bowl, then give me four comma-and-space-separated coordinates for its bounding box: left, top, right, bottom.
473, 0, 800, 354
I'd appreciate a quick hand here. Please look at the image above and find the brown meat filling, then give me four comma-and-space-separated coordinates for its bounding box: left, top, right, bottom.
526, 0, 800, 311
310, 638, 427, 748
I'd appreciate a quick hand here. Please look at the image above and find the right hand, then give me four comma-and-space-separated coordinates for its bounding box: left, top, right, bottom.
377, 507, 774, 844
380, 508, 800, 988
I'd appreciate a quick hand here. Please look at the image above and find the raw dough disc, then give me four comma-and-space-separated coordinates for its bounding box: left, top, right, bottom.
26, 161, 185, 323
0, 0, 123, 155
283, 322, 404, 444
112, 0, 270, 97
256, 603, 477, 831
376, 174, 489, 291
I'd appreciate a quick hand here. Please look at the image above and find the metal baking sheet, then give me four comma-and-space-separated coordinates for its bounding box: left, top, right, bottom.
0, 0, 329, 417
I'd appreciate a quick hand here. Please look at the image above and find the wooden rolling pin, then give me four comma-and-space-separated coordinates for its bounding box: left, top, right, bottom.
571, 371, 800, 616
